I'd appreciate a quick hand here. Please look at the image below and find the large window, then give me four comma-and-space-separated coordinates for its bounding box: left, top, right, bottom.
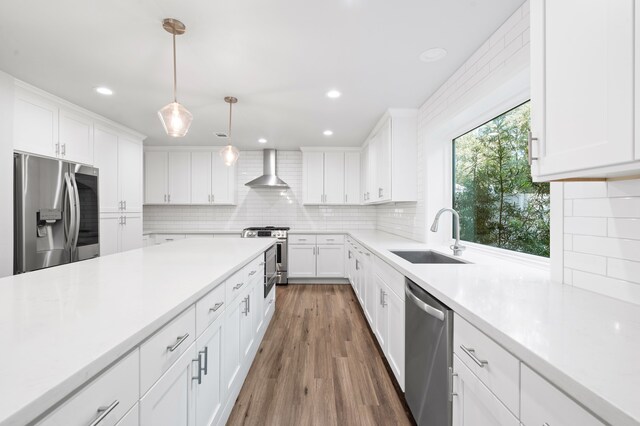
453, 102, 550, 257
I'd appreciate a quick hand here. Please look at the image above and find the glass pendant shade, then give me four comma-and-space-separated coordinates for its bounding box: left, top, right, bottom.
158, 101, 193, 138
220, 144, 240, 166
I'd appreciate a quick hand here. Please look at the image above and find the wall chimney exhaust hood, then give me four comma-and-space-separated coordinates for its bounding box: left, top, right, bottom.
245, 149, 289, 188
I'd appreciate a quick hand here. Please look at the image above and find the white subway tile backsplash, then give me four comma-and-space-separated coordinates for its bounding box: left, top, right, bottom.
572, 235, 640, 262
608, 218, 640, 240
607, 178, 640, 198
563, 217, 607, 236
563, 251, 606, 275
607, 258, 640, 284
572, 271, 640, 306
564, 200, 573, 216
564, 234, 573, 251
572, 197, 640, 218
564, 181, 608, 199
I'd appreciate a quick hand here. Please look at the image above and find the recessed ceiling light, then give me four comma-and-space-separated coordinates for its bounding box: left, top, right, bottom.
95, 86, 113, 96
323, 130, 333, 136
258, 138, 268, 144
326, 90, 341, 99
419, 47, 447, 63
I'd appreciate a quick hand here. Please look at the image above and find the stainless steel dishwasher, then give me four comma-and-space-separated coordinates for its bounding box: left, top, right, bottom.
405, 279, 453, 426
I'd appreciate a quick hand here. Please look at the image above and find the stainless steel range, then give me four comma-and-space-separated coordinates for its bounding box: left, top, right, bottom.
241, 226, 288, 286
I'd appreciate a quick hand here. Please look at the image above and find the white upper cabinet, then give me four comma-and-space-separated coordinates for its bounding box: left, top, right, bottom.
211, 153, 236, 205
531, 0, 637, 180
168, 152, 191, 204
191, 152, 212, 204
59, 108, 93, 165
146, 148, 236, 206
323, 152, 345, 204
361, 110, 417, 204
14, 86, 58, 158
118, 136, 143, 212
301, 149, 360, 205
94, 126, 120, 212
145, 151, 169, 204
302, 151, 325, 204
344, 151, 361, 205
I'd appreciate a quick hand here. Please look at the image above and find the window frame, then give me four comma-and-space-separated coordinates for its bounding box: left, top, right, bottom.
445, 97, 551, 266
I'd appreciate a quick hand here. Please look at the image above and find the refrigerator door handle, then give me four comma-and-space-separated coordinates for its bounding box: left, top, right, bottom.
70, 172, 81, 250
64, 172, 77, 250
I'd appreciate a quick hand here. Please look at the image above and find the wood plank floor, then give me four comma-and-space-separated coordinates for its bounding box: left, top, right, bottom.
227, 284, 414, 426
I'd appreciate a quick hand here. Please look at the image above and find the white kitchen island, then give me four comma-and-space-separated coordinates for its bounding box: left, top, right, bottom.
0, 237, 276, 426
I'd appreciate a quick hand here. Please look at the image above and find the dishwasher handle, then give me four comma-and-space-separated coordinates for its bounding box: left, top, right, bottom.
405, 284, 445, 321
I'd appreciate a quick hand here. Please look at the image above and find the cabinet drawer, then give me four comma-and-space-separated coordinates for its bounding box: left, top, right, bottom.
38, 349, 139, 426
196, 283, 226, 336
244, 255, 264, 285
226, 268, 249, 304
317, 234, 344, 244
153, 234, 186, 244
373, 256, 404, 297
453, 314, 519, 416
140, 306, 196, 394
521, 364, 603, 426
289, 234, 316, 244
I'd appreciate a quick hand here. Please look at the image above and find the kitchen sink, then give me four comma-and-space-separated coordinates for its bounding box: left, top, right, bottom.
390, 250, 470, 264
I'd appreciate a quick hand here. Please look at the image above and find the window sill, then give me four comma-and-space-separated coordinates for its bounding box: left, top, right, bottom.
453, 240, 551, 270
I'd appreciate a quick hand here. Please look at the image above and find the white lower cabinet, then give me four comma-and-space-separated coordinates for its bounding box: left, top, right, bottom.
116, 404, 139, 426
38, 350, 140, 426
288, 234, 345, 278
140, 342, 197, 426
373, 274, 388, 349
316, 244, 344, 277
385, 288, 404, 387
240, 288, 255, 359
521, 364, 603, 426
452, 355, 519, 426
222, 291, 243, 395
195, 316, 225, 426
288, 245, 316, 277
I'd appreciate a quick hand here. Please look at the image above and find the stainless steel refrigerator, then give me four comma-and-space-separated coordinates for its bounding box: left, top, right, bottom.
14, 153, 100, 274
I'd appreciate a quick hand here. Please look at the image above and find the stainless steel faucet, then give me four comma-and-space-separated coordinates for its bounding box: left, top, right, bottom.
430, 208, 466, 256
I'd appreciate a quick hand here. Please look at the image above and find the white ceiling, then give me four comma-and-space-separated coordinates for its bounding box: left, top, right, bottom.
0, 0, 524, 150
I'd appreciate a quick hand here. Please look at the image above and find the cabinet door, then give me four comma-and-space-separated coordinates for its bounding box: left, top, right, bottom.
366, 137, 377, 204
452, 356, 519, 426
59, 109, 93, 165
531, 0, 634, 178
303, 152, 324, 204
196, 317, 225, 426
93, 126, 119, 212
316, 245, 345, 278
346, 248, 354, 285
144, 151, 168, 204
140, 342, 197, 426
120, 214, 143, 252
191, 152, 212, 204
360, 145, 369, 202
222, 295, 242, 394
240, 291, 254, 360
364, 259, 376, 327
356, 256, 365, 305
119, 137, 143, 212
116, 404, 139, 426
211, 153, 236, 204
252, 279, 265, 335
376, 119, 392, 201
344, 151, 360, 205
168, 152, 191, 204
386, 288, 404, 390
99, 214, 121, 256
14, 89, 58, 157
323, 152, 345, 204
374, 275, 388, 350
288, 245, 316, 277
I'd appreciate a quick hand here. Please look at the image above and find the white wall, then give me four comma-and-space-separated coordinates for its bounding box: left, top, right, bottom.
562, 180, 640, 305
0, 71, 14, 277
377, 1, 531, 244
143, 150, 377, 232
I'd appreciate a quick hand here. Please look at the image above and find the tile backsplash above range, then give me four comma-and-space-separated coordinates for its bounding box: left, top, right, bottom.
143, 151, 377, 232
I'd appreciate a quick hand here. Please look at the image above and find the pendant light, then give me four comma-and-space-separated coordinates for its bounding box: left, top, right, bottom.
219, 96, 240, 166
158, 18, 193, 138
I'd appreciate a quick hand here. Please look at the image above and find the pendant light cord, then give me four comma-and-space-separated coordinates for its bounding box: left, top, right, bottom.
228, 101, 233, 140
172, 32, 177, 102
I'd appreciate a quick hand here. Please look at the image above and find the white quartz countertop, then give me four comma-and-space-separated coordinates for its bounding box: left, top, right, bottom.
0, 238, 276, 426
347, 230, 640, 426
143, 229, 241, 235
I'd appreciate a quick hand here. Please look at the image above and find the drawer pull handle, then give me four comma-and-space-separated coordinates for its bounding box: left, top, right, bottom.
298, 238, 307, 241
209, 302, 224, 312
200, 346, 208, 375
258, 262, 265, 266
167, 333, 190, 352
233, 282, 244, 290
249, 270, 257, 276
460, 345, 488, 368
88, 400, 119, 426
326, 238, 334, 241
